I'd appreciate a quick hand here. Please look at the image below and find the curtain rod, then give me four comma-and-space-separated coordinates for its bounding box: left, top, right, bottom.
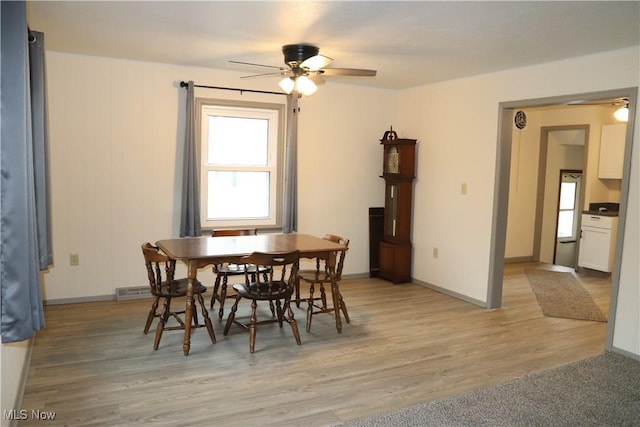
180, 81, 286, 96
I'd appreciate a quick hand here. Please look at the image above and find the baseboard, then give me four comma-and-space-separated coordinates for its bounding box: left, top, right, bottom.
44, 294, 114, 305
609, 346, 640, 362
342, 272, 372, 280
505, 256, 534, 264
412, 278, 487, 308
43, 276, 374, 305
576, 266, 611, 278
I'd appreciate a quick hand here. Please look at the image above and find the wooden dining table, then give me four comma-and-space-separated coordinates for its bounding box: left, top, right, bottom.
156, 233, 348, 356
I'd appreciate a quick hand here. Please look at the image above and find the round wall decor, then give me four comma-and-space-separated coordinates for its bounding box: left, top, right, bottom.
514, 110, 527, 129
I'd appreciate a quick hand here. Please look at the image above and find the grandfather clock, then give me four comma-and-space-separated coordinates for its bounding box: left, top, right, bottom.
379, 131, 416, 284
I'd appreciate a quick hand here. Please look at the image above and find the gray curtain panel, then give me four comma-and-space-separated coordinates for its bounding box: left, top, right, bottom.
179, 81, 201, 237
1, 1, 49, 342
29, 30, 53, 270
283, 93, 299, 233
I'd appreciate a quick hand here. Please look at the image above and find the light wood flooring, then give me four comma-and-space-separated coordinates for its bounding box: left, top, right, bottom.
19, 263, 611, 426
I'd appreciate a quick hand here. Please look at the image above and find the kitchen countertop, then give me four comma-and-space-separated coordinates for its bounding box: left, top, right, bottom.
582, 210, 619, 217
583, 202, 620, 217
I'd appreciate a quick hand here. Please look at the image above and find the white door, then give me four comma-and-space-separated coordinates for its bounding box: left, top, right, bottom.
554, 171, 582, 267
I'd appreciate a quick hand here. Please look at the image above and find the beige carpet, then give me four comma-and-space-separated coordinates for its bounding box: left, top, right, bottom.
340, 352, 640, 427
525, 269, 607, 322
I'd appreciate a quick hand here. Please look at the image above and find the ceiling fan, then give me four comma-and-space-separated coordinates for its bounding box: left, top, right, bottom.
230, 44, 377, 96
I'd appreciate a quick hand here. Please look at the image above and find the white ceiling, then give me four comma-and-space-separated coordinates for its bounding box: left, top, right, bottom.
26, 1, 640, 90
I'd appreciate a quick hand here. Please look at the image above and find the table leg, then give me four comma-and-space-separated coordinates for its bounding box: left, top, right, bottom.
183, 261, 197, 356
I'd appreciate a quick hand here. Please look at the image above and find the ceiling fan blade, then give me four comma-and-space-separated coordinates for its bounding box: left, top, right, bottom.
240, 71, 285, 79
317, 68, 377, 77
300, 54, 333, 71
229, 60, 283, 70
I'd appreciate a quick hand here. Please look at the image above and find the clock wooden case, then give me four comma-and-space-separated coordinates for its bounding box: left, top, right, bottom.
379, 137, 416, 284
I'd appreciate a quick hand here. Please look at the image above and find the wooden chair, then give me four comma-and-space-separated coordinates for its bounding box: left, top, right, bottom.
141, 243, 216, 350
223, 250, 301, 353
296, 234, 350, 332
210, 228, 271, 321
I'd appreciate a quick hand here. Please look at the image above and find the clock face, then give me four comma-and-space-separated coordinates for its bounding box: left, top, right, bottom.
387, 147, 399, 174
514, 110, 527, 129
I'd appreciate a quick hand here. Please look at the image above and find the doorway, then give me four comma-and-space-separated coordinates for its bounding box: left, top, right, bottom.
532, 126, 586, 267
554, 170, 582, 268
487, 87, 637, 351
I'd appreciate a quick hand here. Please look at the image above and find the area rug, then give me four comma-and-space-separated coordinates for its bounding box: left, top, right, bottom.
525, 269, 606, 322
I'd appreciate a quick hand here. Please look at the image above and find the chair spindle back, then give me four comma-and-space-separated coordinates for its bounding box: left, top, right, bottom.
242, 251, 300, 296
141, 243, 176, 294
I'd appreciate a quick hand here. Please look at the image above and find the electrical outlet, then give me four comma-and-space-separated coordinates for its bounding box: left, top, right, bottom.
433, 247, 439, 259
70, 253, 79, 266
461, 183, 468, 195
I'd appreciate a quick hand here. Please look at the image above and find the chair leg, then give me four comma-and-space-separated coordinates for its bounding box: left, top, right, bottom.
339, 294, 350, 323
249, 299, 258, 353
154, 297, 171, 350
144, 296, 160, 334
210, 273, 222, 309
306, 301, 313, 333
196, 293, 216, 344
308, 282, 316, 308
305, 283, 315, 332
223, 295, 241, 336
319, 283, 328, 309
275, 300, 284, 327
295, 277, 301, 308
285, 299, 302, 345
218, 276, 228, 322
191, 302, 199, 326
269, 300, 276, 317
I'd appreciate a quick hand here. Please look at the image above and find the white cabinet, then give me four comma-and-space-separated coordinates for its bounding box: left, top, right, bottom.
578, 214, 618, 272
598, 124, 626, 179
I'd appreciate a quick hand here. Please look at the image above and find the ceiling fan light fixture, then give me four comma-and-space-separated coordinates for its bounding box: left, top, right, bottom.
296, 75, 317, 96
278, 77, 295, 94
614, 105, 629, 122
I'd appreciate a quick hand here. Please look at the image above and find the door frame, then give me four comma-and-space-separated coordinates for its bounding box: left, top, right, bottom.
552, 169, 583, 267
486, 87, 637, 353
534, 126, 588, 264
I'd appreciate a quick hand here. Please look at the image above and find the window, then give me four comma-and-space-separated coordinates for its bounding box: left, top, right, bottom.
557, 182, 576, 238
199, 99, 285, 229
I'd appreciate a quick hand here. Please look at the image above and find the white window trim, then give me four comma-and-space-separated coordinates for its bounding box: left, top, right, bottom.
196, 98, 286, 230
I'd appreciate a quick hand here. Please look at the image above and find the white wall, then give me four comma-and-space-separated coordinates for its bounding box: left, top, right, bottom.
42, 52, 394, 302
393, 47, 639, 355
